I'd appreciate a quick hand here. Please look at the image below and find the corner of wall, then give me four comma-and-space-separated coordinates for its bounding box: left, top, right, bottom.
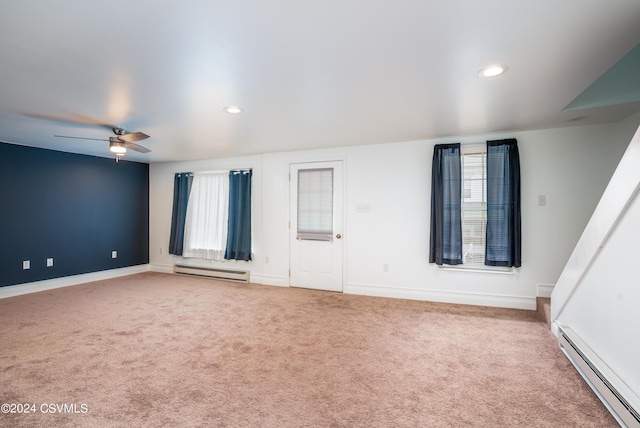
552, 123, 640, 321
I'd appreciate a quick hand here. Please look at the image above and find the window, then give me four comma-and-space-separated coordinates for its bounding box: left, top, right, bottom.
461, 146, 487, 267
430, 139, 521, 269
177, 169, 253, 261
182, 172, 230, 260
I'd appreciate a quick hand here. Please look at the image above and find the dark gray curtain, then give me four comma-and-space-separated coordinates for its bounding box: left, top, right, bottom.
429, 143, 463, 265
486, 139, 521, 267
225, 169, 252, 261
168, 172, 193, 255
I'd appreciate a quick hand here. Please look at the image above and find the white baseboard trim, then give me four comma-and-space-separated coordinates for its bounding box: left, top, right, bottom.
551, 320, 559, 337
536, 283, 555, 298
1, 268, 535, 310
149, 263, 174, 274
345, 282, 536, 310
248, 274, 263, 284
0, 265, 151, 299
261, 275, 289, 287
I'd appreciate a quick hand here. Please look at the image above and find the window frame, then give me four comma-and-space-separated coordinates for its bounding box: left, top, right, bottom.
442, 144, 513, 274
296, 167, 335, 242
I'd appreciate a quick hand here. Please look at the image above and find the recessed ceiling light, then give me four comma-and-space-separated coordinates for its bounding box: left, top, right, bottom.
224, 106, 243, 114
479, 65, 508, 78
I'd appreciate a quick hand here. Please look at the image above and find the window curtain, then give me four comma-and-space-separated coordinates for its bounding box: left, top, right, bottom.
429, 143, 463, 265
182, 172, 229, 260
485, 139, 521, 267
168, 172, 193, 255
225, 170, 252, 261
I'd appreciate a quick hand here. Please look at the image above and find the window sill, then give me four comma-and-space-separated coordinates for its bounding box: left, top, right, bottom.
438, 265, 516, 275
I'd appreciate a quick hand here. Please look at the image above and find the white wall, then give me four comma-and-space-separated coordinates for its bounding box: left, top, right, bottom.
149, 120, 631, 309
149, 154, 265, 281
553, 113, 640, 398
558, 188, 640, 395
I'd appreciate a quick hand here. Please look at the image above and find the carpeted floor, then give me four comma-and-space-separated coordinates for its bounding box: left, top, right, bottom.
0, 272, 616, 427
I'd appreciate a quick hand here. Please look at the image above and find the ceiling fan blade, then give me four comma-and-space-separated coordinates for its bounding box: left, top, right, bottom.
54, 135, 108, 141
26, 113, 115, 130
126, 142, 151, 153
118, 132, 150, 143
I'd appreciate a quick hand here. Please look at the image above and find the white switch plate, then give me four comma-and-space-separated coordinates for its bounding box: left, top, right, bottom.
537, 195, 547, 206
111, 251, 117, 259
23, 260, 30, 270
46, 258, 54, 267
356, 203, 371, 213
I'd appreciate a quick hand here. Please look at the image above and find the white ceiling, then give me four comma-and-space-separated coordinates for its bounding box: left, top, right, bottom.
1, 0, 640, 163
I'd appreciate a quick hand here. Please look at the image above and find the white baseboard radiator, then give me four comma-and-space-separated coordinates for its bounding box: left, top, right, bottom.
558, 325, 640, 427
173, 264, 250, 283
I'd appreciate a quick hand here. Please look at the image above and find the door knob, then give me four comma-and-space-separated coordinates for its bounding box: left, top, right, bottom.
336, 234, 342, 239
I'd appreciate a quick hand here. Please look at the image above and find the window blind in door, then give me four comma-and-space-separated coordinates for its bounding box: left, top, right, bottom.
297, 168, 334, 241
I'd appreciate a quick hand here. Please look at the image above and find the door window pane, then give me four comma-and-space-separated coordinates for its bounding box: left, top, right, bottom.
297, 168, 333, 241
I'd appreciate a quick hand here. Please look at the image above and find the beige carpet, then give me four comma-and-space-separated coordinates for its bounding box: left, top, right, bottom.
0, 272, 615, 427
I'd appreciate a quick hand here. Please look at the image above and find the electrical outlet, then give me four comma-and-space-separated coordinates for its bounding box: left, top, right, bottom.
46, 258, 54, 267
112, 251, 117, 259
383, 264, 389, 272
23, 260, 30, 270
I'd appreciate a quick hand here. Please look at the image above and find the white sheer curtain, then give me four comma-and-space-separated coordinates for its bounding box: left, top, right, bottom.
182, 172, 229, 260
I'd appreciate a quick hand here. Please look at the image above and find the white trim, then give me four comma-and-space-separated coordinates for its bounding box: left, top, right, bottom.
0, 265, 151, 299
460, 143, 486, 154
149, 263, 174, 274
261, 275, 289, 287
536, 283, 555, 298
439, 265, 515, 275
551, 321, 559, 337
248, 274, 263, 284
345, 282, 535, 310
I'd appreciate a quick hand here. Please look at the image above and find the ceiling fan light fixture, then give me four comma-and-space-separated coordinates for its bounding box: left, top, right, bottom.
109, 140, 127, 154
223, 106, 243, 114
479, 64, 508, 78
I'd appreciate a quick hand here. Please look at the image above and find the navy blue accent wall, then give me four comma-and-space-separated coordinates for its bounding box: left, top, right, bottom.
0, 142, 149, 287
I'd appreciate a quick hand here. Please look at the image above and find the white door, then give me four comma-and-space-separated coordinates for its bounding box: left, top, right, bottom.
290, 161, 343, 292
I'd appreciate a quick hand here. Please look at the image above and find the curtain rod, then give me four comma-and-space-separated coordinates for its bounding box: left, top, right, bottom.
460, 139, 514, 147
193, 168, 252, 175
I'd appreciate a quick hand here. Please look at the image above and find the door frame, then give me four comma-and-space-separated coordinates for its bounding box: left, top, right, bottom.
289, 159, 347, 291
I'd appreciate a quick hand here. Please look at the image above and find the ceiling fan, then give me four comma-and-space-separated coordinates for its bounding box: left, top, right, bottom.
55, 127, 151, 160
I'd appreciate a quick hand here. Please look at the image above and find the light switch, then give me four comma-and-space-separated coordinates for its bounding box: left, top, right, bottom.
356, 203, 371, 213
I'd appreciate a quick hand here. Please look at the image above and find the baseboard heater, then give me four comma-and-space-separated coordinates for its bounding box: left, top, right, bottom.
173, 264, 250, 283
558, 325, 640, 427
